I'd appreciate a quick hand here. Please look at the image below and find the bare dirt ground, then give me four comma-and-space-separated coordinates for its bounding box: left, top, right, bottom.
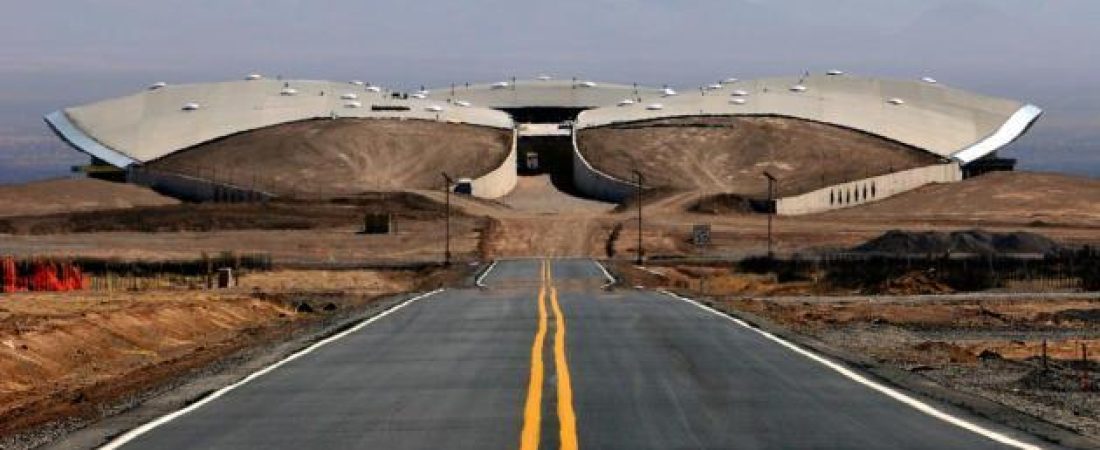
149, 118, 512, 197
601, 171, 1100, 260
822, 171, 1100, 228
0, 192, 484, 263
499, 175, 614, 215
0, 179, 177, 218
0, 268, 445, 443
578, 116, 944, 197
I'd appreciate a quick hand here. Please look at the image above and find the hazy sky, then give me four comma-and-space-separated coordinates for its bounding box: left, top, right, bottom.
2, 0, 1098, 182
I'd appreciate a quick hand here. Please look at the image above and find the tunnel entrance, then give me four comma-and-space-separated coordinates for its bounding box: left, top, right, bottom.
516, 136, 585, 195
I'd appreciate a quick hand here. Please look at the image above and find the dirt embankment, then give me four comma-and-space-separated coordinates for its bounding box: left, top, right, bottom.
149, 118, 512, 197
0, 179, 177, 218
0, 269, 428, 442
578, 116, 943, 197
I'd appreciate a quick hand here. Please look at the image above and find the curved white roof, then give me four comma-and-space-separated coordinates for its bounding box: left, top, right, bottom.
426, 79, 665, 109
46, 74, 1040, 168
576, 75, 1041, 163
46, 79, 514, 166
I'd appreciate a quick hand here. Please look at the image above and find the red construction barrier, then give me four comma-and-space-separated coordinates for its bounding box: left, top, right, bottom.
2, 257, 16, 293
1, 257, 85, 293
31, 262, 62, 291
61, 264, 84, 291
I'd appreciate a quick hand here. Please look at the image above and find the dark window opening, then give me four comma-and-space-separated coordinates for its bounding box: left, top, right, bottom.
500, 107, 588, 123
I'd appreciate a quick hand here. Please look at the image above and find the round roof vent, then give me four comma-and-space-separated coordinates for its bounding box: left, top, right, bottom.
790, 85, 808, 92
730, 89, 749, 97
730, 98, 747, 105
426, 105, 444, 112
618, 99, 636, 106
366, 86, 382, 93
455, 100, 472, 107
887, 98, 906, 105
344, 101, 363, 109
341, 93, 358, 100
281, 88, 299, 96
645, 103, 664, 111
182, 102, 201, 111
411, 93, 427, 99
246, 74, 263, 81
148, 82, 167, 90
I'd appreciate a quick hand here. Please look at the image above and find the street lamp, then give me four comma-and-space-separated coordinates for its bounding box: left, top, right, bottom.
632, 170, 644, 265
441, 172, 453, 266
763, 171, 778, 260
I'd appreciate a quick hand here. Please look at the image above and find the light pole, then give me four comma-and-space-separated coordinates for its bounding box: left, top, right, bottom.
632, 170, 644, 265
763, 171, 778, 260
441, 172, 453, 266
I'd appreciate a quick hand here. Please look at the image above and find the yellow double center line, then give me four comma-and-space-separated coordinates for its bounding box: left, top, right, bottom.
520, 260, 579, 450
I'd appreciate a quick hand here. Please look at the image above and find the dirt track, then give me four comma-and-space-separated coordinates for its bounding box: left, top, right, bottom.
578, 116, 943, 197
149, 118, 512, 197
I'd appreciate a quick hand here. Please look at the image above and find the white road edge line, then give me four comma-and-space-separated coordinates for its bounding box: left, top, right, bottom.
658, 289, 1043, 450
99, 289, 445, 450
475, 260, 498, 287
592, 260, 616, 288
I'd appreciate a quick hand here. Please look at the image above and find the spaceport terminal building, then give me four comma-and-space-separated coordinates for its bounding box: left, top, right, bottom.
46, 71, 1041, 215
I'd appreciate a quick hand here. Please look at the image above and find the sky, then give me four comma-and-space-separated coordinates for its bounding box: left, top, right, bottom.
1, 0, 1098, 183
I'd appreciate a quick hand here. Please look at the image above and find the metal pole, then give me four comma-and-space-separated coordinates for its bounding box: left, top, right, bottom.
633, 170, 644, 265
764, 172, 777, 260
442, 173, 453, 266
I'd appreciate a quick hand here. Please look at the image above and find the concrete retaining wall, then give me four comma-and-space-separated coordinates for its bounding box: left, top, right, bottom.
570, 129, 636, 202
776, 162, 962, 215
470, 128, 519, 199
128, 168, 274, 203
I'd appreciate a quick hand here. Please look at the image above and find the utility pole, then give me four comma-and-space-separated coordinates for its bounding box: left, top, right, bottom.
633, 170, 644, 265
764, 171, 778, 260
441, 172, 453, 266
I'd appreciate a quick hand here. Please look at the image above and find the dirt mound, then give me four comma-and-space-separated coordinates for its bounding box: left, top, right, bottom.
876, 271, 955, 295
853, 229, 1063, 255
0, 179, 177, 218
149, 118, 512, 198
577, 116, 943, 197
688, 193, 759, 215
821, 171, 1100, 227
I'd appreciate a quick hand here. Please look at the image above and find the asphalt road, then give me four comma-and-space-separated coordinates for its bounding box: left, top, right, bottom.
106, 259, 1050, 450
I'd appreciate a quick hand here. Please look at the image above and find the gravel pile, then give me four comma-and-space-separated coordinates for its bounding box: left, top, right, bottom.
853, 229, 1063, 255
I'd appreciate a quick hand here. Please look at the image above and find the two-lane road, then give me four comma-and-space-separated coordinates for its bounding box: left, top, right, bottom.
101, 259, 1050, 449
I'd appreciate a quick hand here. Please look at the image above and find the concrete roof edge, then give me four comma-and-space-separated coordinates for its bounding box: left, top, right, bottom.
951, 104, 1043, 164
44, 110, 137, 168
